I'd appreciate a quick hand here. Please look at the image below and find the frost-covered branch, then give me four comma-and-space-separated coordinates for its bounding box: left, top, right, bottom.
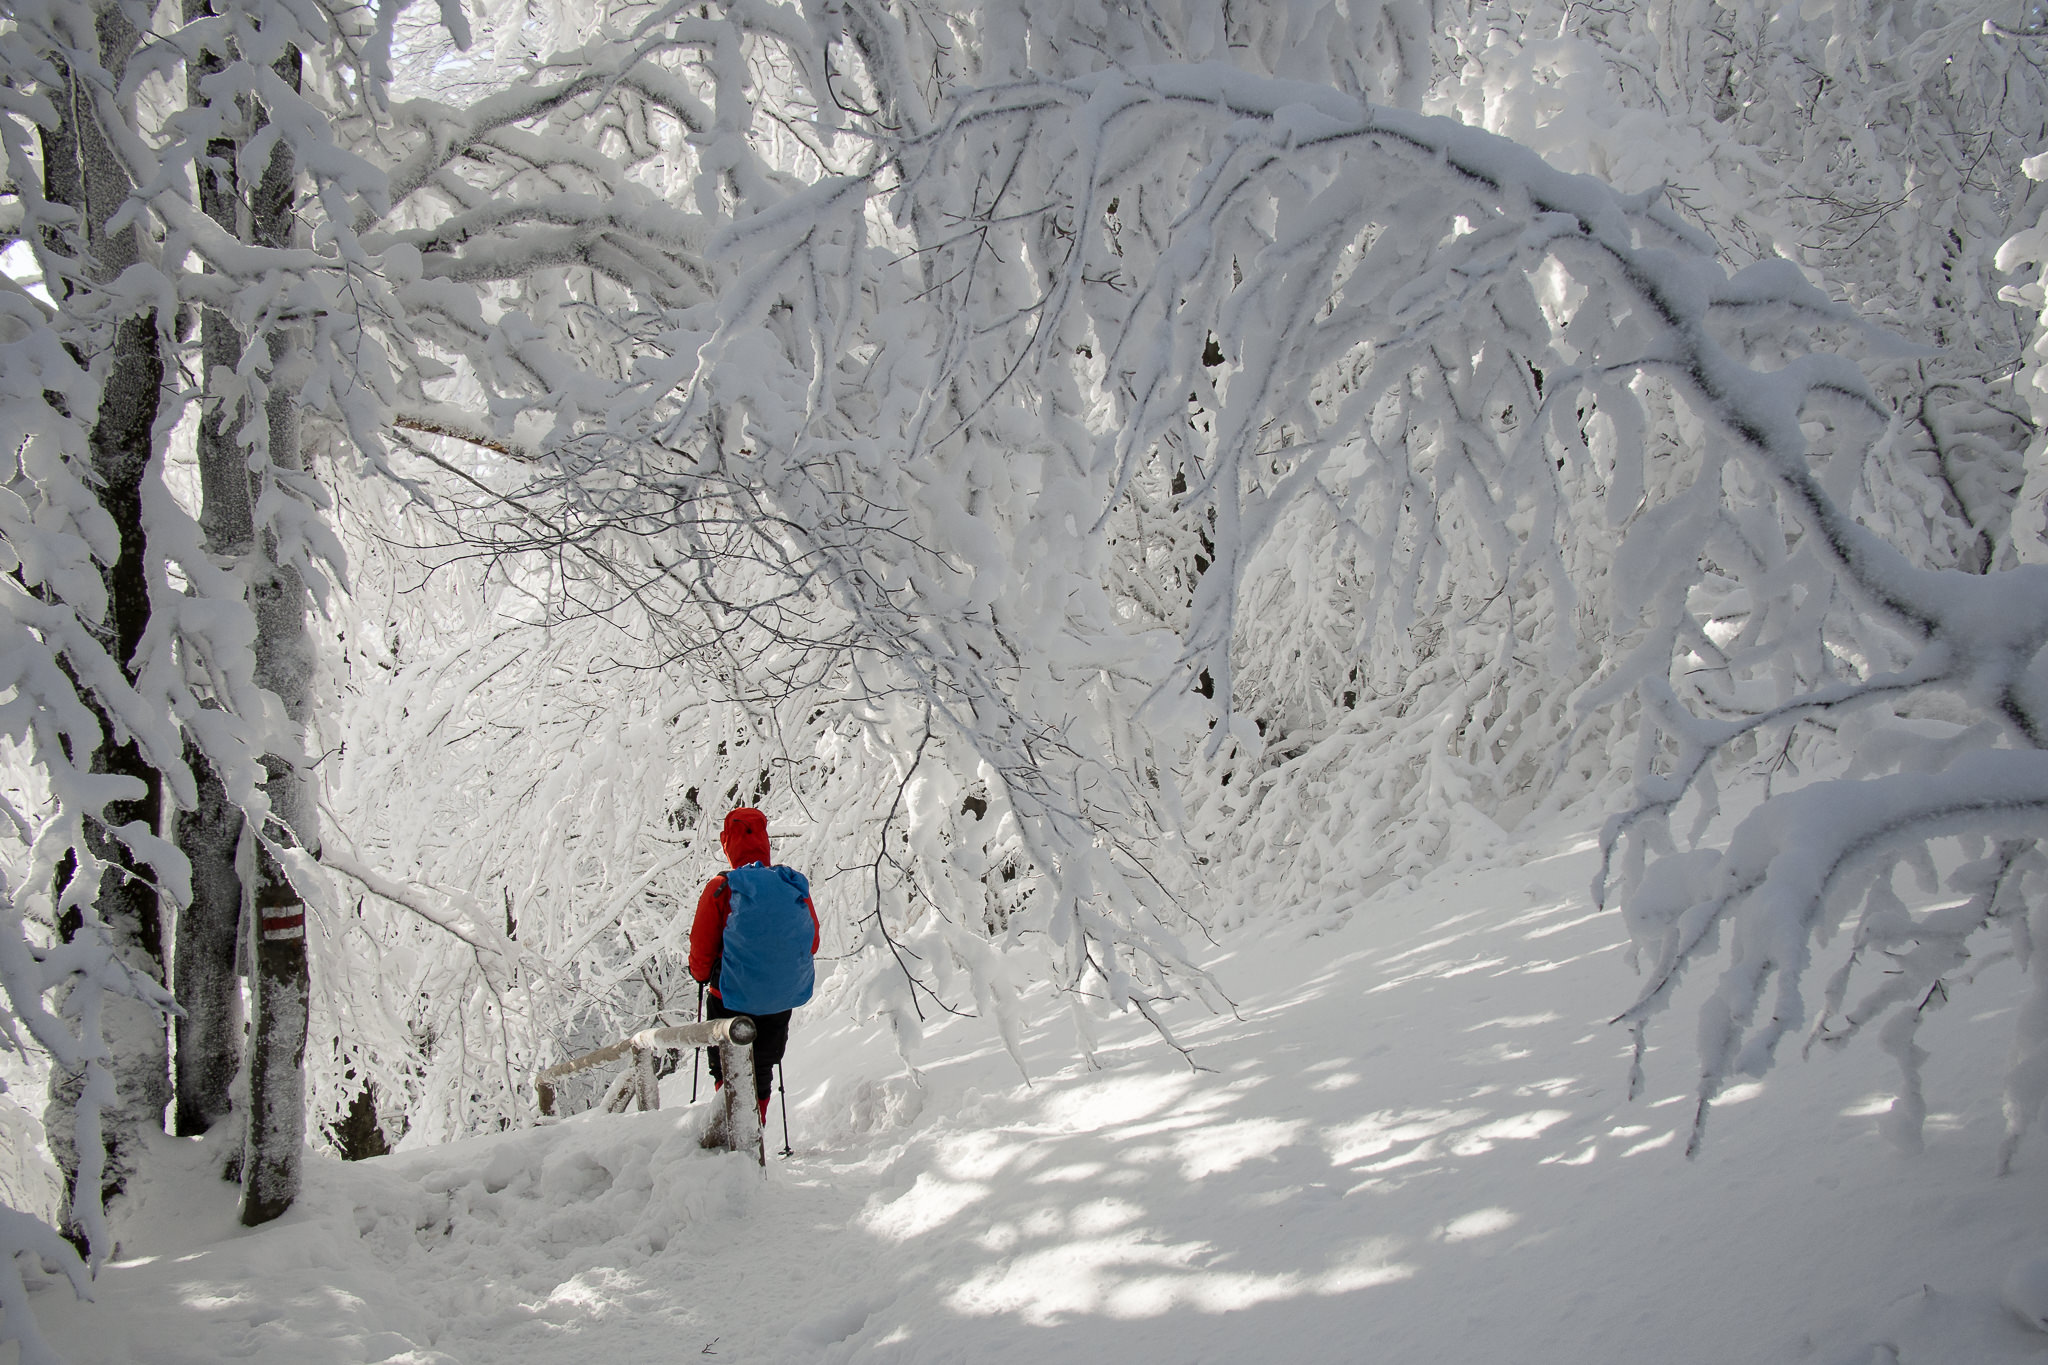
347, 4, 2047, 1147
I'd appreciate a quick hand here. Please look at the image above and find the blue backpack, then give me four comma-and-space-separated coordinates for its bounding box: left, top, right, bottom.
718, 863, 815, 1015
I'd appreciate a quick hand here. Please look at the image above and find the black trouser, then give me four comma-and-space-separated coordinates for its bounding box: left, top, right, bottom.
704, 996, 791, 1099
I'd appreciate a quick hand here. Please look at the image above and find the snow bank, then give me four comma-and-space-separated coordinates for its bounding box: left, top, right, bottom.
23, 819, 2047, 1365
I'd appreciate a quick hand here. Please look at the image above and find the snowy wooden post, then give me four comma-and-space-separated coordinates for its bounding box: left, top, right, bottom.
639, 1017, 760, 1164
709, 1018, 762, 1166
533, 1016, 762, 1161
630, 1045, 660, 1113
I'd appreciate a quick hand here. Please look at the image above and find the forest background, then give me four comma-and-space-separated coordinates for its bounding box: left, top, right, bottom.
3, 0, 2048, 1356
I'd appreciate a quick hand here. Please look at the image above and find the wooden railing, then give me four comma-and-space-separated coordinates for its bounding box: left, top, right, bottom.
533, 1015, 763, 1163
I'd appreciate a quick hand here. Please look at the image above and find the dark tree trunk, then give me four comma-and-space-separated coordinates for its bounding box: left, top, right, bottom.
170, 0, 255, 1142
241, 845, 309, 1224
171, 734, 243, 1138
240, 46, 317, 1229
41, 2, 171, 1225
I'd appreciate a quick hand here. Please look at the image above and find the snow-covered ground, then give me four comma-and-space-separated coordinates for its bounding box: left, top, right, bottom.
22, 822, 2048, 1364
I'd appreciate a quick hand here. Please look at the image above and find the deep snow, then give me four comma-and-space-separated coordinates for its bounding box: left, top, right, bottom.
19, 822, 2048, 1364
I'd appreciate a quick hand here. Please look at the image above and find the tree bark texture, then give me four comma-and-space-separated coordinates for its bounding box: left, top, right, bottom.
41, 2, 171, 1222
171, 735, 243, 1138
239, 851, 308, 1225
170, 0, 255, 1141
239, 46, 318, 1228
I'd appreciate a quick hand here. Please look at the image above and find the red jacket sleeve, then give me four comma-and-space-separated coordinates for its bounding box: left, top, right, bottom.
807, 896, 819, 954
689, 874, 729, 985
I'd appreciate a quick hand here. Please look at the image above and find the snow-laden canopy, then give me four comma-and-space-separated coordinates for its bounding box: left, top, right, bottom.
2, 1, 2046, 1356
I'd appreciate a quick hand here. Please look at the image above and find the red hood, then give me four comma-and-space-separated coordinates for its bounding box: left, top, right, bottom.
720, 807, 770, 867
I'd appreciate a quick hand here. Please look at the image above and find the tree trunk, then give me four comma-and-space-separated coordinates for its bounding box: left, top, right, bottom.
171, 734, 243, 1138
170, 0, 255, 1142
41, 2, 170, 1227
240, 837, 309, 1224
239, 47, 318, 1228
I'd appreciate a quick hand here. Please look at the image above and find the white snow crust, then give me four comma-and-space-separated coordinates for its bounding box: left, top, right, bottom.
20, 818, 2046, 1365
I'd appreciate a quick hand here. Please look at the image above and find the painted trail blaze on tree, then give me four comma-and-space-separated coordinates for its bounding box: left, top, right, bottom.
260, 907, 307, 943
242, 868, 310, 1228
718, 866, 816, 1017
4, 0, 2048, 1353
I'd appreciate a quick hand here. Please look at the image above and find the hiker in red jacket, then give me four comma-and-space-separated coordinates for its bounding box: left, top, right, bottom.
689, 807, 819, 1124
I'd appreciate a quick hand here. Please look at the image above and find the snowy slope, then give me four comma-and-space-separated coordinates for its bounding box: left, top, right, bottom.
23, 822, 2048, 1365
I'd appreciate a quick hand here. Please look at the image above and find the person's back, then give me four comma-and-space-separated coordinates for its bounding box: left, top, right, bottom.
688, 807, 819, 1125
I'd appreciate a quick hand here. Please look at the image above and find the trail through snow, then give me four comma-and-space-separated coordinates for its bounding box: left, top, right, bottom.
25, 824, 2048, 1363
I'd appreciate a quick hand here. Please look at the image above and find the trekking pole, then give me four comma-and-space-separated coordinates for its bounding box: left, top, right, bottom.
691, 981, 706, 1103
777, 1061, 793, 1157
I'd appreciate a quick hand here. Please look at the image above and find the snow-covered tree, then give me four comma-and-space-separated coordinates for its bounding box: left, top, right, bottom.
0, 0, 454, 1329
1430, 0, 2048, 1157
8, 0, 2048, 1352
312, 0, 2048, 1172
